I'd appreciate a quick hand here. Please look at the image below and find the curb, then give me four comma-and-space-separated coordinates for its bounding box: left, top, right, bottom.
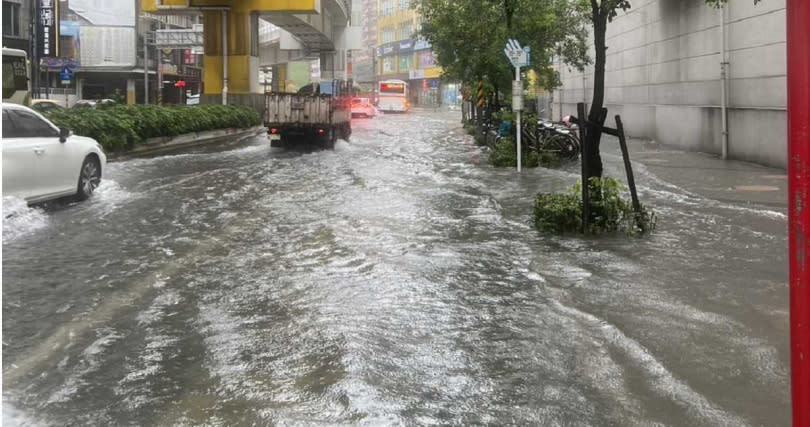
107, 126, 266, 161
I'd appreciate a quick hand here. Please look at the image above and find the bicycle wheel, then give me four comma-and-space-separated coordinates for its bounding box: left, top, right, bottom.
547, 134, 580, 159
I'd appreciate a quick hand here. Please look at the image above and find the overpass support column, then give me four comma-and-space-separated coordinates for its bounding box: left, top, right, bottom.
320, 26, 347, 81
202, 9, 262, 109
319, 50, 346, 80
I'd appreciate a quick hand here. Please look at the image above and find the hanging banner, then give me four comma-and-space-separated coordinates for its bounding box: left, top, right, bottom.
38, 0, 59, 58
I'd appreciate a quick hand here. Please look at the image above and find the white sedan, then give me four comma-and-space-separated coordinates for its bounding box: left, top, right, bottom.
2, 103, 106, 204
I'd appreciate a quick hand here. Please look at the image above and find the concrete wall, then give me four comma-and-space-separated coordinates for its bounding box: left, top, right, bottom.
553, 0, 787, 168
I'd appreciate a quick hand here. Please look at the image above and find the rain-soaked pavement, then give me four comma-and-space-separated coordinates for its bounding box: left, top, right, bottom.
3, 109, 789, 426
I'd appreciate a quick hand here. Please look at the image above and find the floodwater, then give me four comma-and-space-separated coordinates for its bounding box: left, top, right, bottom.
2, 109, 789, 426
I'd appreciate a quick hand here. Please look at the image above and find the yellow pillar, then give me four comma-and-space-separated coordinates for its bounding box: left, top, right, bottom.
203, 9, 259, 97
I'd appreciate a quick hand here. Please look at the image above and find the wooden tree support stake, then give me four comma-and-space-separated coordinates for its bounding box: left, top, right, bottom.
577, 102, 589, 233
615, 115, 641, 215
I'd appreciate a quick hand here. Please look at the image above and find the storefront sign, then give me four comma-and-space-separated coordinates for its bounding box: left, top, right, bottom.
408, 69, 425, 79
38, 0, 59, 57
418, 51, 435, 68
398, 39, 413, 53
413, 38, 431, 51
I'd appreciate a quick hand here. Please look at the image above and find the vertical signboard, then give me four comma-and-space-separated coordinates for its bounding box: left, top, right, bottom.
38, 0, 59, 58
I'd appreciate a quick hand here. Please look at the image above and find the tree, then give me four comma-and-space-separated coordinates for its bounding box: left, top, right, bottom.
580, 0, 762, 184
416, 0, 589, 114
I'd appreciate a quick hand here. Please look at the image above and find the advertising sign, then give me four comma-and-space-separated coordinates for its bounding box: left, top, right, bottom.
398, 39, 413, 53
413, 38, 431, 51
38, 0, 59, 58
80, 26, 136, 67
68, 0, 135, 26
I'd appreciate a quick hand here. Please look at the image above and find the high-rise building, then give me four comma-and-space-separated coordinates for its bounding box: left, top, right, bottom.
376, 0, 441, 105
348, 0, 377, 86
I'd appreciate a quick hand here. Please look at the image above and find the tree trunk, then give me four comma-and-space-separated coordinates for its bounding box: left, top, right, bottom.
584, 10, 608, 181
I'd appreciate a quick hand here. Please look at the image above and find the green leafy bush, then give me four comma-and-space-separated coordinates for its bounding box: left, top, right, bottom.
533, 192, 582, 234
45, 104, 261, 152
489, 137, 540, 168
534, 177, 656, 235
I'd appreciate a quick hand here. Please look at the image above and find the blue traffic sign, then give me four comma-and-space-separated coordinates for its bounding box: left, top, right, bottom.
59, 67, 73, 81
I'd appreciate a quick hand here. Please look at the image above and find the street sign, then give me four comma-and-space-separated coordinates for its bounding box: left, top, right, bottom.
155, 28, 204, 49
503, 39, 529, 68
59, 67, 73, 85
503, 39, 527, 172
512, 80, 522, 96
512, 80, 522, 111
512, 93, 523, 111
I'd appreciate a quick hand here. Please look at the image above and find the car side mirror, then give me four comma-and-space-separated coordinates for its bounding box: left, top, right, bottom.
59, 127, 70, 143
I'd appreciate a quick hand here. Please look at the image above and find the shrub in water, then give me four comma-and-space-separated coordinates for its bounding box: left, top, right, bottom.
489, 137, 540, 168
534, 177, 655, 235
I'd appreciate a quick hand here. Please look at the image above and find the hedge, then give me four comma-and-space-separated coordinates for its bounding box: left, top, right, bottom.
488, 137, 541, 168
45, 104, 262, 151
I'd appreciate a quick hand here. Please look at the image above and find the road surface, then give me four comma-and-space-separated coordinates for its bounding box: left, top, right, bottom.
3, 109, 790, 426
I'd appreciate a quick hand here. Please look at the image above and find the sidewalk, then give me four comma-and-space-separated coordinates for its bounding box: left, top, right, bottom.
602, 136, 788, 210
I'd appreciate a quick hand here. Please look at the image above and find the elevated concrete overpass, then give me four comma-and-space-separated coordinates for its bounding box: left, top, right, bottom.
142, 0, 356, 106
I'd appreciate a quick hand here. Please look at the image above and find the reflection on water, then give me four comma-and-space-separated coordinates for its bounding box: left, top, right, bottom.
3, 111, 788, 426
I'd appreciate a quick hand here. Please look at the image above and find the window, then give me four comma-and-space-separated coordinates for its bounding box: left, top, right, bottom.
398, 23, 413, 40
380, 82, 405, 94
2, 110, 16, 138
380, 0, 393, 16
398, 54, 412, 71
398, 0, 410, 10
8, 110, 59, 138
2, 2, 21, 37
3, 54, 28, 99
381, 27, 394, 44
382, 57, 395, 73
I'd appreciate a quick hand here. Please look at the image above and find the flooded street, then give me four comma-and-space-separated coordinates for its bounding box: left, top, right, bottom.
3, 110, 789, 426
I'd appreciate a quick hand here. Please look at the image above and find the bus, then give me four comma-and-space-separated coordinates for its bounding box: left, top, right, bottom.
2, 48, 30, 106
378, 79, 409, 113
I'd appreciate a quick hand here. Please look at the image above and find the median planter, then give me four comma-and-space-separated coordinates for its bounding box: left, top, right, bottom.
45, 104, 262, 152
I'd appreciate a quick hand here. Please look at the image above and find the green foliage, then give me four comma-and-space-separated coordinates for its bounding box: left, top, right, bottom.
533, 192, 582, 234
534, 177, 656, 235
110, 89, 125, 105
416, 0, 588, 93
538, 150, 558, 166
493, 110, 515, 123
45, 104, 261, 152
489, 137, 540, 168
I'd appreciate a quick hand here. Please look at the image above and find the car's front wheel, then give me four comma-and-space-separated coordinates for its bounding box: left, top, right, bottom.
76, 156, 101, 200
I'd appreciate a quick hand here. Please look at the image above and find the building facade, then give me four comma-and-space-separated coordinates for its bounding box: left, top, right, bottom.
376, 0, 442, 105
348, 0, 377, 86
2, 0, 34, 54
553, 0, 787, 168
31, 0, 199, 106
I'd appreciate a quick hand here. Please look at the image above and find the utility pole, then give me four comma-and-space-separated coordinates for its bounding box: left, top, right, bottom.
144, 30, 150, 104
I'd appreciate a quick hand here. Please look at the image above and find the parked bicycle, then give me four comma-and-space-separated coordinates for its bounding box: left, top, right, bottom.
533, 117, 580, 160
